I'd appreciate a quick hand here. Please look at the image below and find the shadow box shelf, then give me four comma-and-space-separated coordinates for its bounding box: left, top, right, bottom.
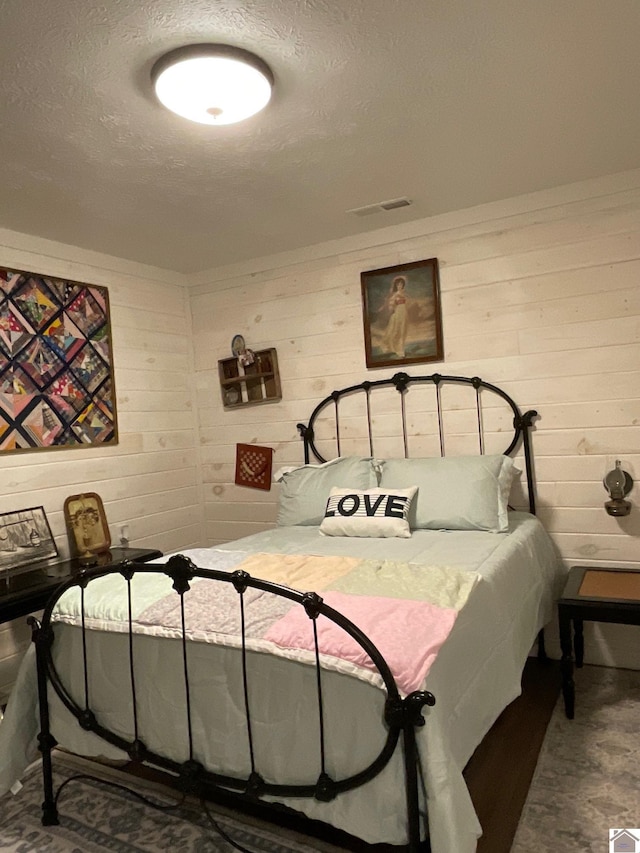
218, 347, 282, 410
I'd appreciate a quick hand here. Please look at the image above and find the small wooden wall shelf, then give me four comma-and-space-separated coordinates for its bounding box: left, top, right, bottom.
218, 347, 282, 409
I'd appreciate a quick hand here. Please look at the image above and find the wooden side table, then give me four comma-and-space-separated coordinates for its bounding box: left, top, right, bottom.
558, 565, 640, 718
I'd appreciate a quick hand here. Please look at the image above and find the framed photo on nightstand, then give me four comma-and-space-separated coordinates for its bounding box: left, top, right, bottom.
0, 506, 58, 574
64, 493, 111, 558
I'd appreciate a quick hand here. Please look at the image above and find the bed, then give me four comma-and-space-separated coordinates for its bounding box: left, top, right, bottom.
0, 372, 566, 853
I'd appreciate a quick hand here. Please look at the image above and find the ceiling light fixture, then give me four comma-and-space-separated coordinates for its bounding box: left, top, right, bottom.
151, 44, 273, 126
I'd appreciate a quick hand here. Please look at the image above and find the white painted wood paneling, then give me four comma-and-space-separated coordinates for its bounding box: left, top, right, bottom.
3, 169, 640, 696
191, 169, 640, 669
0, 238, 205, 693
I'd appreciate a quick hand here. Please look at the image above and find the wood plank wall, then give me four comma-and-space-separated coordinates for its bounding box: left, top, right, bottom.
189, 169, 640, 668
0, 230, 205, 700
2, 167, 639, 694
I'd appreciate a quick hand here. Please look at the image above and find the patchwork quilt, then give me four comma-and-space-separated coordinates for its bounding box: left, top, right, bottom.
54, 550, 480, 696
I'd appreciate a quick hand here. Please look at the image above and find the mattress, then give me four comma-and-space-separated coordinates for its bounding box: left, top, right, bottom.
0, 512, 565, 853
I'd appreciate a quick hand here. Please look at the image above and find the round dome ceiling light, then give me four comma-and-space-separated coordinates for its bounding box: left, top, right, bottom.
151, 44, 274, 126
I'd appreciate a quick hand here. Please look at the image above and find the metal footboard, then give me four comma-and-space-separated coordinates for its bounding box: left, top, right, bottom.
29, 553, 435, 851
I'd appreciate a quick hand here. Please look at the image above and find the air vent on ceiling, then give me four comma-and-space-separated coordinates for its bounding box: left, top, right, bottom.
380, 197, 412, 211
347, 197, 412, 217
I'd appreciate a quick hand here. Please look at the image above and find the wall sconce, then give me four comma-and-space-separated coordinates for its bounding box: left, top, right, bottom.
603, 460, 633, 516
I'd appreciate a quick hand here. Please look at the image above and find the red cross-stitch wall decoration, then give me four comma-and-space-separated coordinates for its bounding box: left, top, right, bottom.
235, 444, 273, 491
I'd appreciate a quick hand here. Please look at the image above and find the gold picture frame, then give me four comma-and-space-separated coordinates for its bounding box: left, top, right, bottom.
0, 266, 118, 454
64, 492, 111, 558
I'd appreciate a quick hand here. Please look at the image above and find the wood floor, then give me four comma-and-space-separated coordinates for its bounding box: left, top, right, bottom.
464, 657, 560, 853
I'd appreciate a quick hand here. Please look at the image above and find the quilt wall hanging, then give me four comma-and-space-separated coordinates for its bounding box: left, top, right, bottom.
0, 267, 118, 453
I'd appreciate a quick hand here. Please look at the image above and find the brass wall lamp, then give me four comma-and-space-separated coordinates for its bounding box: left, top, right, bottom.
603, 460, 633, 516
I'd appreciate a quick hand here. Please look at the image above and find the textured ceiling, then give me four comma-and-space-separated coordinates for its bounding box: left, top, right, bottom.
1, 0, 639, 274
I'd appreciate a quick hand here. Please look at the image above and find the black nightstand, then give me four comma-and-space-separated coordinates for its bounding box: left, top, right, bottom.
0, 547, 163, 625
558, 565, 640, 718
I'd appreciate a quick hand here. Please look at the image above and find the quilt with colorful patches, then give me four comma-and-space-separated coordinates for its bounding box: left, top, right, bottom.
54, 550, 479, 697
0, 268, 116, 451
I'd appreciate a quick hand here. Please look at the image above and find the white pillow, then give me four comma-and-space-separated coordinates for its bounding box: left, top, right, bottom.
378, 454, 514, 532
319, 486, 418, 538
276, 457, 377, 526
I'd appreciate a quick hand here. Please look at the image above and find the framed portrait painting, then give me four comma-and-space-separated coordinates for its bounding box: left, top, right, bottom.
64, 492, 111, 558
360, 258, 443, 369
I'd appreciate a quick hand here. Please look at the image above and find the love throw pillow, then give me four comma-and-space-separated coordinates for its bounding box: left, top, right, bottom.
319, 486, 418, 538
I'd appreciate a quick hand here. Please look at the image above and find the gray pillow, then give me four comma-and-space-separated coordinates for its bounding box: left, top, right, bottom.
276, 456, 377, 526
378, 454, 514, 532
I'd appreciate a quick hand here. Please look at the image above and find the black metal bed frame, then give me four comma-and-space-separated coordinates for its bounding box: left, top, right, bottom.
297, 370, 545, 663
30, 556, 435, 850
29, 371, 540, 852
297, 371, 538, 514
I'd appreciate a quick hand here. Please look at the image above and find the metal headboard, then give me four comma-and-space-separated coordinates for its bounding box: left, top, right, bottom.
297, 371, 538, 514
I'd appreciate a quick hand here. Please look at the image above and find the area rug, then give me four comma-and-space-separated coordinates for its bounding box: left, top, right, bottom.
511, 664, 640, 853
0, 751, 341, 853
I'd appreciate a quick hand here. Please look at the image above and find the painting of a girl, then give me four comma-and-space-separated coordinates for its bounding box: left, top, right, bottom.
360, 258, 443, 369
382, 275, 409, 357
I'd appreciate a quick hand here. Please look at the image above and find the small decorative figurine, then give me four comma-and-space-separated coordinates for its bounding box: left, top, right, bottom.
231, 334, 255, 367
